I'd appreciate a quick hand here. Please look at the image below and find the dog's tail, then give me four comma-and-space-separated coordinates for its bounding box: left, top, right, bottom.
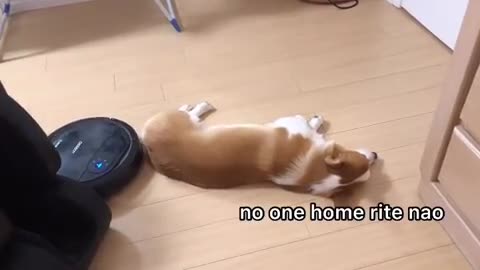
141, 142, 153, 166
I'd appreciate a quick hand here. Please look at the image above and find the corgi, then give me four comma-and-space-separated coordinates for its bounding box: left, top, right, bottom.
141, 101, 378, 197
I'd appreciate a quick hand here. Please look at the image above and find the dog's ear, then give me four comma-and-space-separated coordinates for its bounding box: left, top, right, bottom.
324, 141, 345, 170
325, 154, 344, 170
324, 140, 336, 155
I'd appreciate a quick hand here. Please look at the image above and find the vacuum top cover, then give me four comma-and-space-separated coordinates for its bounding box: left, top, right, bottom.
49, 117, 138, 183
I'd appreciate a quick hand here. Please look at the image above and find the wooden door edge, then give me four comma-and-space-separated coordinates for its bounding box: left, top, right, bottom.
419, 0, 480, 184
419, 180, 480, 270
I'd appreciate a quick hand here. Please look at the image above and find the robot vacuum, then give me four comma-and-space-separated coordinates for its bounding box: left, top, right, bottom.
48, 117, 144, 198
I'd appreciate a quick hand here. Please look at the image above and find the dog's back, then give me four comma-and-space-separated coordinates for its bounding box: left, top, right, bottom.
142, 110, 285, 188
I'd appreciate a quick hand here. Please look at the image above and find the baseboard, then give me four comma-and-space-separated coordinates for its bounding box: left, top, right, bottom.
10, 0, 93, 14
419, 180, 480, 270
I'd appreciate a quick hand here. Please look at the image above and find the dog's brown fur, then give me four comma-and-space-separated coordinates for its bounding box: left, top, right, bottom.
142, 109, 373, 194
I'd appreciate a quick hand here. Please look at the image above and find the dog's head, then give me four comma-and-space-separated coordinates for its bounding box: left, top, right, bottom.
323, 141, 378, 188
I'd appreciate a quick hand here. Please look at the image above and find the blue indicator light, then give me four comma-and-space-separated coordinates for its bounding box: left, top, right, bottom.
95, 162, 103, 169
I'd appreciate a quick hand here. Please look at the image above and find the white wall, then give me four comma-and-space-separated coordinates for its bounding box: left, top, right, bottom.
386, 0, 402, 8
401, 0, 468, 49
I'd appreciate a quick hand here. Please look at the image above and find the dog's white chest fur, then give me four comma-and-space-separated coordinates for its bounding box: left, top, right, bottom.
268, 115, 341, 195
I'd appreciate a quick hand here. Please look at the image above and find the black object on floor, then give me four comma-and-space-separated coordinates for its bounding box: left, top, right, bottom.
299, 0, 359, 9
49, 117, 143, 198
0, 81, 113, 270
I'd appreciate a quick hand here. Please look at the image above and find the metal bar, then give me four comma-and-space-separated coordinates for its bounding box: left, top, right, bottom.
153, 0, 182, 32
0, 0, 10, 45
165, 0, 182, 32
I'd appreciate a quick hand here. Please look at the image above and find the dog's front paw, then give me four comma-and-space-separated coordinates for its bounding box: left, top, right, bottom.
308, 189, 334, 198
309, 115, 324, 130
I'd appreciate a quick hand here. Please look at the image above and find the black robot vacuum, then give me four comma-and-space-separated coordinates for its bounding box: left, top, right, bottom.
48, 117, 144, 198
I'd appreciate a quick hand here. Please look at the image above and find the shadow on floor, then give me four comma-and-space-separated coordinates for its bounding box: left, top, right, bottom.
176, 0, 318, 33
2, 0, 350, 61
89, 229, 142, 270
2, 0, 170, 60
332, 158, 393, 208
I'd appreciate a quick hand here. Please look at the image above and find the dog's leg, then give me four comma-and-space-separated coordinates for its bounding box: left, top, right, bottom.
190, 101, 216, 119
178, 104, 194, 112
178, 102, 215, 123
269, 115, 313, 138
178, 103, 202, 123
308, 175, 342, 197
308, 115, 324, 132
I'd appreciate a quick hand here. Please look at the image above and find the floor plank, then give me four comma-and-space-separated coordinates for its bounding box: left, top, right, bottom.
293, 44, 448, 92
187, 220, 451, 270
110, 183, 318, 242
92, 218, 309, 270
359, 245, 472, 270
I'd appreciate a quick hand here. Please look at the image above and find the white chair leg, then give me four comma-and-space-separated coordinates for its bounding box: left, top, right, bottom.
153, 0, 183, 32
0, 0, 11, 61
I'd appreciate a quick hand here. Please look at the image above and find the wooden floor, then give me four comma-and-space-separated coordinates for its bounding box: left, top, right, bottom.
0, 0, 474, 269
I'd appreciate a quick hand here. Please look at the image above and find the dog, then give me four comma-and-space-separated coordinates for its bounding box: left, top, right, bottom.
141, 101, 378, 197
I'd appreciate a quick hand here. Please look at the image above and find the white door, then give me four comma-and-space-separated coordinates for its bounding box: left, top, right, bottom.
401, 0, 469, 49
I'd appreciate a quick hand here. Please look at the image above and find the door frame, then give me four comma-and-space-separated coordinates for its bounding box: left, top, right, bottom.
419, 0, 480, 269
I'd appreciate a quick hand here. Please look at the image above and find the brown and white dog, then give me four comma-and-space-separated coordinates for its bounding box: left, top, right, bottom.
141, 101, 378, 197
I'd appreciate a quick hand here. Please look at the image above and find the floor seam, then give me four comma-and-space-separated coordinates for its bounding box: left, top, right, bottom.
300, 63, 444, 94
351, 244, 454, 270
327, 111, 434, 135
183, 221, 377, 270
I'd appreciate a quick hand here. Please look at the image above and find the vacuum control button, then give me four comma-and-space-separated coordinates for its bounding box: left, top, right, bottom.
89, 159, 109, 173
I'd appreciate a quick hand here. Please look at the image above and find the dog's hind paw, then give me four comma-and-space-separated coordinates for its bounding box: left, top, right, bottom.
179, 104, 194, 112
191, 101, 216, 117
198, 101, 216, 112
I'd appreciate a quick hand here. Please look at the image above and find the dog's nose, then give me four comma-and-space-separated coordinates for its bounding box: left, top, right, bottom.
372, 152, 378, 160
